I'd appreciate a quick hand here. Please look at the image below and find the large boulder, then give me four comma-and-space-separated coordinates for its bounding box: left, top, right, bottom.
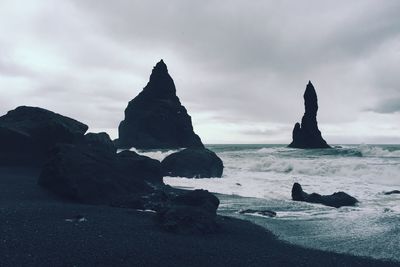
116, 60, 204, 149
291, 183, 358, 208
288, 81, 330, 149
116, 150, 163, 184
0, 106, 88, 165
161, 148, 223, 178
38, 143, 163, 205
83, 132, 116, 154
156, 189, 220, 234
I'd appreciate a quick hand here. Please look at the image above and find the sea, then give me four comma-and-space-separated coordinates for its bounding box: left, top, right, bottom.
131, 144, 400, 262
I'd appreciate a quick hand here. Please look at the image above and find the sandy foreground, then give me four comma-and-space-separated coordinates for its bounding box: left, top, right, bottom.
0, 166, 398, 267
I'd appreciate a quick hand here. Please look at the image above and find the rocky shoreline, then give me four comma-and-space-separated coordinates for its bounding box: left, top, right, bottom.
1, 166, 398, 267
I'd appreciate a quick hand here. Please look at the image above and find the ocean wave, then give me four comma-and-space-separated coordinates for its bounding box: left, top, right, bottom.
254, 145, 400, 158
358, 145, 400, 158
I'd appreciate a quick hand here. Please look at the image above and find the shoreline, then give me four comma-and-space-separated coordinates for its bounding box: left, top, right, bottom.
1, 166, 398, 267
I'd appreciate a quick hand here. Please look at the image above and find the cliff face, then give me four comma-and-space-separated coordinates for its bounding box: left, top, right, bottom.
288, 81, 330, 149
117, 60, 204, 149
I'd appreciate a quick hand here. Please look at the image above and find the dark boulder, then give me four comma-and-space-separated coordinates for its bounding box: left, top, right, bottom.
291, 182, 358, 208
83, 132, 116, 154
288, 81, 330, 149
116, 150, 163, 184
157, 189, 220, 234
117, 60, 204, 149
38, 144, 163, 205
0, 106, 88, 165
384, 190, 400, 195
161, 148, 223, 178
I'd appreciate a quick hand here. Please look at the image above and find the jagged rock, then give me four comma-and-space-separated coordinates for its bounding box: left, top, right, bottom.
0, 106, 88, 165
161, 148, 223, 178
156, 189, 220, 234
289, 81, 330, 149
38, 144, 163, 205
116, 60, 204, 149
291, 182, 358, 208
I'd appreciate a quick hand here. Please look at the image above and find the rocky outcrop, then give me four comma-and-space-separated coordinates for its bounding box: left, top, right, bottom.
384, 190, 400, 195
83, 132, 116, 154
38, 140, 163, 205
156, 189, 220, 234
161, 148, 223, 178
0, 106, 88, 165
116, 60, 204, 149
289, 81, 330, 149
291, 183, 358, 208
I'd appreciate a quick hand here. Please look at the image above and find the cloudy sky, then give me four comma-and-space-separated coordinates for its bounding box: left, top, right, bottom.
0, 0, 399, 144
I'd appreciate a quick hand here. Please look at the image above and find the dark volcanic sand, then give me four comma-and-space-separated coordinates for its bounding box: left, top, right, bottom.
0, 166, 398, 267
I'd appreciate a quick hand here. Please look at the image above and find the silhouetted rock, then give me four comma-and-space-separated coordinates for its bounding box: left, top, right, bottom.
161, 148, 223, 178
83, 132, 116, 154
116, 150, 163, 184
384, 190, 400, 195
291, 182, 358, 208
0, 106, 88, 165
289, 81, 330, 149
38, 144, 163, 205
117, 60, 204, 149
157, 189, 220, 234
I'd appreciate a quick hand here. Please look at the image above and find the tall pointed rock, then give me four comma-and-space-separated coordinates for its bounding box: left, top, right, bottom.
117, 60, 204, 149
288, 81, 330, 149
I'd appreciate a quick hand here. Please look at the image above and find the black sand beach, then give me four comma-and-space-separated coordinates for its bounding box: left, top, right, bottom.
1, 166, 398, 267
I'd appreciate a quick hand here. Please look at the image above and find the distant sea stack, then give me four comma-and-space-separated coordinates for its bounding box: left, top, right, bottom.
288, 81, 331, 149
116, 60, 204, 149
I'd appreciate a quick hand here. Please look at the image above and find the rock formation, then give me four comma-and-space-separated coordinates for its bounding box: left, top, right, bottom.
156, 189, 220, 234
83, 132, 116, 154
0, 106, 88, 165
384, 190, 400, 195
116, 60, 204, 149
291, 183, 358, 208
38, 138, 163, 205
288, 81, 330, 149
161, 148, 224, 178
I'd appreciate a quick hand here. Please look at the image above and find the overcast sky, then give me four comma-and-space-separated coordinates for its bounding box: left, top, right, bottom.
0, 0, 399, 144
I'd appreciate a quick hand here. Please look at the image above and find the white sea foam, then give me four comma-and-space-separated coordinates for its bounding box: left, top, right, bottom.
137, 144, 400, 261
118, 147, 180, 161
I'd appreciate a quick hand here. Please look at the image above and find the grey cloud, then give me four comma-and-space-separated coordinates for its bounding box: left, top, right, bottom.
0, 0, 399, 143
370, 98, 400, 114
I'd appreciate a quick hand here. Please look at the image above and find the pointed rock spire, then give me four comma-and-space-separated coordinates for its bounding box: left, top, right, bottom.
288, 81, 330, 149
116, 60, 204, 149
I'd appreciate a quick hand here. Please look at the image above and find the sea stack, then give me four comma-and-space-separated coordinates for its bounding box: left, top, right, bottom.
116, 60, 204, 149
288, 81, 330, 149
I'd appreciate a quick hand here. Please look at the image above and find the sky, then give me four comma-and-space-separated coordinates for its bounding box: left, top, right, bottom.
0, 0, 399, 144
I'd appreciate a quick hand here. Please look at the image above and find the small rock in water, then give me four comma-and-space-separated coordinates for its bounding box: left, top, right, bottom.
161, 148, 223, 178
235, 183, 242, 186
384, 190, 400, 195
291, 182, 358, 208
